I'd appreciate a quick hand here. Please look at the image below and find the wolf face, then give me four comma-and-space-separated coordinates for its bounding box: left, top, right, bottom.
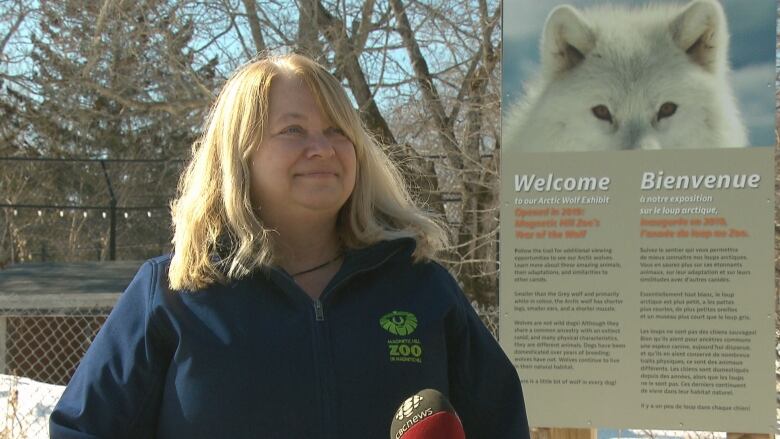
504, 0, 748, 151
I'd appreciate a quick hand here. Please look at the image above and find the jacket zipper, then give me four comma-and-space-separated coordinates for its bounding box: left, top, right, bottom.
310, 300, 331, 438
310, 248, 402, 323
314, 299, 324, 321
313, 249, 400, 437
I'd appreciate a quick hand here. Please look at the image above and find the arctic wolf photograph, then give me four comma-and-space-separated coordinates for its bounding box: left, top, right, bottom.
503, 0, 776, 151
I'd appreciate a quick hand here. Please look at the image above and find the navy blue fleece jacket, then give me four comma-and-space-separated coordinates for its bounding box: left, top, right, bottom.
50, 239, 530, 438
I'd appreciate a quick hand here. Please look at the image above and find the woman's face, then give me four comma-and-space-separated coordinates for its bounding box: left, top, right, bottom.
250, 74, 357, 225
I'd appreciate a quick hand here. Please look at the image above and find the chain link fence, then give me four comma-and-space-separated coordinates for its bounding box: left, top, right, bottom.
0, 307, 110, 439
5, 311, 108, 386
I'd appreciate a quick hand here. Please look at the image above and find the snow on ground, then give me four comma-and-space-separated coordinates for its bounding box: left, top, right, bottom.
0, 374, 64, 439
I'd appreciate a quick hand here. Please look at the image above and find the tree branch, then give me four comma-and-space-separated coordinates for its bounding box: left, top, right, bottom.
388, 0, 461, 171
0, 6, 27, 60
240, 0, 267, 54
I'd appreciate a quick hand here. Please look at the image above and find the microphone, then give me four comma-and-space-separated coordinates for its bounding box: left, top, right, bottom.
390, 388, 465, 439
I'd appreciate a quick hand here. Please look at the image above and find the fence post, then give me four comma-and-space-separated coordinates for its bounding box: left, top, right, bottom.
100, 160, 117, 261
109, 198, 116, 261
0, 317, 6, 374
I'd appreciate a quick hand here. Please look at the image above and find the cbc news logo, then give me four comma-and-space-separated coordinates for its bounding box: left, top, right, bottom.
395, 394, 424, 420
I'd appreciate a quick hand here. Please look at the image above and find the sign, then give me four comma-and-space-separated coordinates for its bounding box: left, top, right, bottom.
499, 0, 776, 432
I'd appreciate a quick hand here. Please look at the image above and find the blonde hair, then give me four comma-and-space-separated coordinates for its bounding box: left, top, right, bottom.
169, 54, 448, 291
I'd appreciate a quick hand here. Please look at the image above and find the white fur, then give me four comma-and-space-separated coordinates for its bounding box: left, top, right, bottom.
504, 0, 747, 151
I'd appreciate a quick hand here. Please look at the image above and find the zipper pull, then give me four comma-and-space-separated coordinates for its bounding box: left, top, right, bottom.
314, 299, 325, 321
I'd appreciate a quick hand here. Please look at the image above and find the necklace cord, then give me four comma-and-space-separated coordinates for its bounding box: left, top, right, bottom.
291, 253, 343, 277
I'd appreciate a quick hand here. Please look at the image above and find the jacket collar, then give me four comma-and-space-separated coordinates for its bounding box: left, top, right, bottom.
340, 237, 416, 274
263, 237, 417, 301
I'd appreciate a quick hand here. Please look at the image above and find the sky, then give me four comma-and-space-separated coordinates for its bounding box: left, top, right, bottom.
502, 0, 777, 146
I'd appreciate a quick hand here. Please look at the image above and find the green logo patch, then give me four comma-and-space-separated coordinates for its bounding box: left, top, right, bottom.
379, 311, 418, 336
380, 311, 423, 363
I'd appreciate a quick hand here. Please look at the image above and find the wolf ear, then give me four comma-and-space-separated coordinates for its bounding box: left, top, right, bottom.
670, 0, 728, 74
541, 5, 595, 76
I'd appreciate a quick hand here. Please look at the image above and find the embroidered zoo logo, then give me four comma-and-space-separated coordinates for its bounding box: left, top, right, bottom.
380, 311, 423, 363
380, 311, 418, 336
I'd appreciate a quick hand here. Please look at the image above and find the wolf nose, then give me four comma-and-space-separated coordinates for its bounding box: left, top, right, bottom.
624, 122, 660, 150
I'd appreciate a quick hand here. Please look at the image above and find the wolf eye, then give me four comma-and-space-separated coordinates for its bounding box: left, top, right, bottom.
590, 105, 612, 123
657, 102, 678, 120
591, 105, 613, 123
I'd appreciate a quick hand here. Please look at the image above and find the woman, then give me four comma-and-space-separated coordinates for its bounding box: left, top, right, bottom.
50, 54, 530, 438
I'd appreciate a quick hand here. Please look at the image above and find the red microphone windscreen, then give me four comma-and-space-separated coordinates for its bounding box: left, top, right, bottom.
400, 411, 465, 439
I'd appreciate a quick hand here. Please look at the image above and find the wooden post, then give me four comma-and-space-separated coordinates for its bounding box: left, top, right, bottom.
532, 428, 596, 439
726, 434, 772, 439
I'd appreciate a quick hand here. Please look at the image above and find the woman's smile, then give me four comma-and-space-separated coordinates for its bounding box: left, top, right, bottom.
295, 170, 339, 178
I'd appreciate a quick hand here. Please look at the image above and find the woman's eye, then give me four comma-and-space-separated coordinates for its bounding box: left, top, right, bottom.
280, 125, 304, 135
657, 102, 678, 120
591, 105, 613, 123
326, 127, 346, 137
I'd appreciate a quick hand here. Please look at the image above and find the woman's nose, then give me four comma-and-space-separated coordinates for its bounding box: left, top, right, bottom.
305, 133, 336, 157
